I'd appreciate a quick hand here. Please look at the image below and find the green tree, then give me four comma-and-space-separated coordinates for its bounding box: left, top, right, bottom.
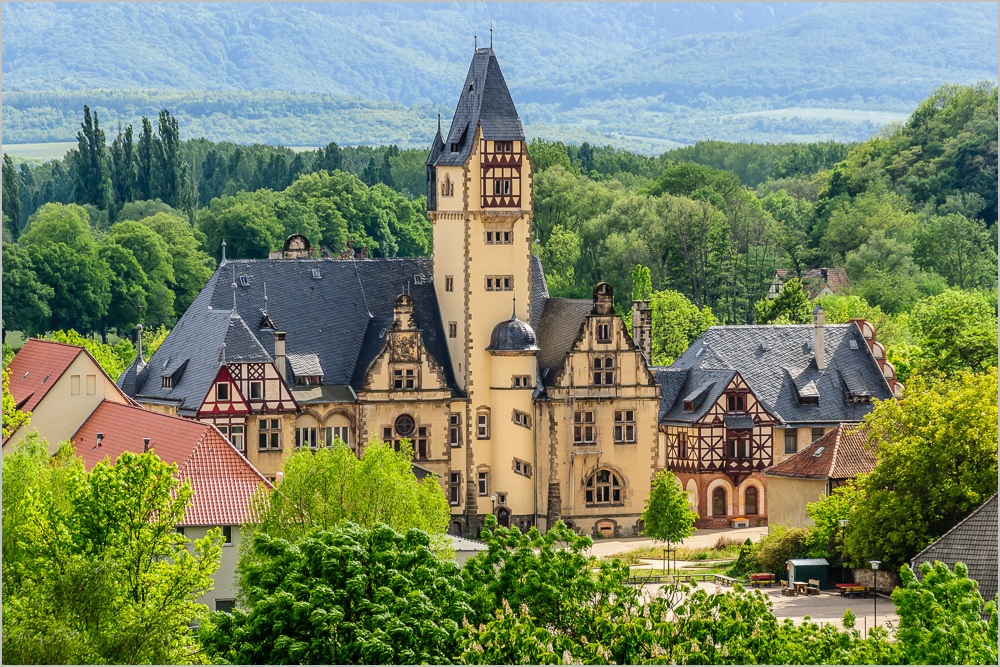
755, 277, 811, 324
109, 122, 135, 209
539, 224, 582, 297
641, 470, 698, 569
198, 192, 285, 260
108, 220, 177, 326
134, 116, 155, 201
3, 153, 22, 239
98, 240, 150, 335
1, 242, 54, 338
846, 369, 999, 569
631, 263, 652, 300
155, 109, 182, 207
892, 561, 999, 665
914, 213, 997, 290
117, 198, 183, 221
648, 288, 718, 365
137, 212, 215, 314
200, 523, 472, 665
71, 105, 113, 211
2, 440, 221, 664
907, 289, 998, 374
804, 481, 865, 561
42, 329, 136, 380
2, 366, 31, 439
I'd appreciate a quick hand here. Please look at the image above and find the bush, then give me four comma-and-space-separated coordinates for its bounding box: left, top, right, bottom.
754, 526, 812, 575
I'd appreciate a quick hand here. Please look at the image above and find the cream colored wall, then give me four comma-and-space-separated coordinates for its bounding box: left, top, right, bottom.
245, 413, 295, 479
184, 525, 242, 610
773, 426, 832, 463
487, 352, 538, 517
139, 402, 180, 416
763, 475, 826, 529
5, 353, 129, 453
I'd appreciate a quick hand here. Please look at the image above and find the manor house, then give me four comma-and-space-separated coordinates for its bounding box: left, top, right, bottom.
119, 48, 897, 536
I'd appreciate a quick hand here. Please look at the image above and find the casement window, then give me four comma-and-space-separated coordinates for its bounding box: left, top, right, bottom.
493, 179, 512, 195
726, 393, 746, 413
296, 427, 317, 449
485, 275, 513, 291
745, 487, 759, 515
678, 432, 688, 459
216, 383, 230, 401
449, 322, 458, 338
414, 426, 429, 460
712, 487, 727, 516
449, 413, 461, 447
258, 418, 281, 451
485, 230, 513, 244
596, 321, 612, 343
784, 429, 798, 454
215, 599, 236, 614
477, 412, 490, 439
683, 400, 694, 412
513, 458, 532, 478
449, 472, 462, 505
220, 525, 233, 544
478, 471, 489, 496
249, 380, 263, 400
512, 410, 531, 429
445, 275, 454, 292
222, 424, 245, 453
727, 432, 751, 459
811, 427, 825, 442
585, 469, 623, 505
392, 368, 416, 390
325, 426, 350, 447
592, 356, 615, 385
512, 374, 532, 388
613, 410, 635, 443
573, 411, 595, 444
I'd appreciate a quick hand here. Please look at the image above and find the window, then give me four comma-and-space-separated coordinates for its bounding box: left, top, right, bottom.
485, 276, 514, 291
221, 525, 233, 544
450, 142, 460, 153
592, 356, 615, 385
325, 426, 350, 447
216, 383, 229, 401
745, 487, 758, 515
614, 410, 635, 443
812, 427, 825, 442
71, 374, 81, 395
727, 432, 750, 459
712, 487, 727, 516
478, 471, 489, 496
512, 410, 531, 428
394, 414, 416, 437
297, 375, 320, 386
585, 469, 623, 505
678, 432, 688, 459
449, 322, 457, 338
445, 276, 454, 292
229, 424, 245, 452
573, 411, 595, 444
414, 426, 429, 460
449, 414, 461, 447
249, 381, 263, 400
784, 429, 798, 454
449, 472, 462, 505
512, 374, 532, 388
216, 599, 236, 614
86, 375, 96, 395
393, 368, 416, 390
176, 526, 185, 537
258, 418, 281, 450
683, 400, 694, 412
477, 413, 489, 439
162, 376, 173, 389
296, 427, 317, 449
596, 321, 611, 343
726, 393, 746, 413
485, 230, 513, 244
383, 426, 393, 442
513, 458, 532, 478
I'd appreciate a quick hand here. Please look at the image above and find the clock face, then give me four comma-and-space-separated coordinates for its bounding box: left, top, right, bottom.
394, 414, 416, 437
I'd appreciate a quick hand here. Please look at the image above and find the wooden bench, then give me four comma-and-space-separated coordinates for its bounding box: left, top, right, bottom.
806, 578, 821, 595
781, 579, 796, 596
839, 584, 869, 598
749, 573, 775, 588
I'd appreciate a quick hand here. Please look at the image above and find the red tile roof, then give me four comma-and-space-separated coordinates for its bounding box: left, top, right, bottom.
764, 424, 875, 480
775, 268, 850, 299
6, 339, 85, 412
71, 401, 271, 526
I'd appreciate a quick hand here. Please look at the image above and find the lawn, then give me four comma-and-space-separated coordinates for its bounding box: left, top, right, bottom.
607, 536, 746, 565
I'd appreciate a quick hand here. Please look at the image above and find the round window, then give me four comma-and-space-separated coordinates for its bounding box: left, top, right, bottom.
394, 414, 416, 437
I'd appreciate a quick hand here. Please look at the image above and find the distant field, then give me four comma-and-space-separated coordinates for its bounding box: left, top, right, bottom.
4, 141, 76, 160
720, 108, 911, 124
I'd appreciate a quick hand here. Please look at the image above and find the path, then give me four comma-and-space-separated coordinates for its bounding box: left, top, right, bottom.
585, 526, 767, 559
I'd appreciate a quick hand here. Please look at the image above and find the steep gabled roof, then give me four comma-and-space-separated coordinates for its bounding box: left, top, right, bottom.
669, 323, 892, 425
530, 255, 549, 330
433, 47, 525, 167
911, 494, 998, 602
535, 297, 593, 387
655, 368, 738, 423
71, 401, 271, 526
763, 423, 875, 480
7, 339, 85, 412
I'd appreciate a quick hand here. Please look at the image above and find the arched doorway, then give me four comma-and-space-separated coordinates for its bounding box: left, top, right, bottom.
496, 507, 511, 528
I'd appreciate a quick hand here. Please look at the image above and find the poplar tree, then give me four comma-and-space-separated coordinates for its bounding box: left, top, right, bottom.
72, 105, 112, 210
2, 153, 21, 238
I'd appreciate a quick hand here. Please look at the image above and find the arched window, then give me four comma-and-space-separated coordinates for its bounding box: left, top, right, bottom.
712, 487, 727, 516
585, 469, 624, 505
745, 487, 758, 515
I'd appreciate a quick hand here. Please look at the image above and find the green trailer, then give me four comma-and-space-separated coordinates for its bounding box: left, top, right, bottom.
786, 558, 830, 590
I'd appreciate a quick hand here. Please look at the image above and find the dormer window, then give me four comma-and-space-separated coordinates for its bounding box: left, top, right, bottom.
800, 395, 819, 406
683, 400, 694, 412
596, 321, 611, 343
393, 368, 417, 390
296, 375, 320, 386
450, 142, 460, 153
592, 356, 615, 385
725, 393, 746, 413
216, 383, 229, 401
162, 377, 173, 389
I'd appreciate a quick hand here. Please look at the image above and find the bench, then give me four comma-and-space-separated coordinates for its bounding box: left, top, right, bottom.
806, 578, 821, 595
749, 573, 775, 588
839, 584, 869, 598
781, 579, 796, 596
713, 574, 737, 587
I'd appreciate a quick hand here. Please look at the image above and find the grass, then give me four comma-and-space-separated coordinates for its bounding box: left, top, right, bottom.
630, 562, 737, 578
607, 537, 746, 565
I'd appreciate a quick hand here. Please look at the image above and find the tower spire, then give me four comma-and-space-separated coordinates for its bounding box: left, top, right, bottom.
134, 323, 143, 362
511, 294, 517, 320
221, 239, 227, 265
490, 20, 493, 49
437, 112, 442, 135
230, 264, 238, 315
474, 33, 477, 50
263, 280, 268, 316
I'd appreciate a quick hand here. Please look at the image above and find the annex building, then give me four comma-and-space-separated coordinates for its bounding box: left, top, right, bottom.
119, 48, 898, 537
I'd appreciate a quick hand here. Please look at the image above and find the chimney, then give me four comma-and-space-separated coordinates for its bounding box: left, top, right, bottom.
813, 305, 825, 371
393, 294, 415, 330
592, 282, 615, 315
143, 437, 151, 453
273, 331, 287, 381
632, 298, 653, 364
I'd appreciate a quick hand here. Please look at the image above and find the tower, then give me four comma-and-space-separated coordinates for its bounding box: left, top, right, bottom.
428, 46, 536, 529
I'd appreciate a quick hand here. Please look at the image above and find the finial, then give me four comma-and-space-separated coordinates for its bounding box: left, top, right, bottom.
221, 239, 227, 264
230, 264, 238, 314
490, 21, 493, 48
474, 33, 477, 50
135, 323, 143, 361
437, 112, 442, 134
533, 232, 541, 258
220, 342, 226, 365
263, 280, 268, 315
511, 295, 517, 320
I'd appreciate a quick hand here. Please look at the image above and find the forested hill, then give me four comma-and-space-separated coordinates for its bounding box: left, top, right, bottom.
3, 2, 996, 149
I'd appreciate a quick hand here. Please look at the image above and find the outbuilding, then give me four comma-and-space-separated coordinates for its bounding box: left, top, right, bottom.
787, 558, 830, 589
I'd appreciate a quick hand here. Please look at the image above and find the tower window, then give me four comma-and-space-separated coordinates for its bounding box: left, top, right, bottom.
485, 276, 514, 291
445, 275, 454, 292
449, 413, 461, 447
614, 410, 635, 443
512, 409, 531, 428
573, 411, 595, 444
478, 471, 489, 496
477, 412, 490, 439
392, 368, 417, 390
592, 356, 615, 385
596, 321, 611, 343
449, 472, 462, 505
485, 230, 513, 244
449, 322, 457, 338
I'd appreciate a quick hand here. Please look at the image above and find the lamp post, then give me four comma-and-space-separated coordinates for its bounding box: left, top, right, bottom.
490, 493, 497, 515
870, 560, 881, 630
839, 519, 848, 583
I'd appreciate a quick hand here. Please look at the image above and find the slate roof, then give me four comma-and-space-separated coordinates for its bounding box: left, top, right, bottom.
535, 297, 593, 387
763, 424, 875, 480
667, 324, 892, 425
433, 47, 525, 167
7, 339, 88, 413
911, 494, 998, 602
654, 368, 737, 423
530, 255, 549, 330
71, 401, 271, 526
124, 258, 457, 414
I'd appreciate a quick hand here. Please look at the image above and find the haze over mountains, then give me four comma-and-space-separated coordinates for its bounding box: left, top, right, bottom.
3, 2, 997, 152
